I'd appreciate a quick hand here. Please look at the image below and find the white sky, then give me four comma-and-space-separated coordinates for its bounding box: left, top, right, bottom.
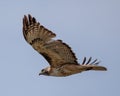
0, 0, 119, 96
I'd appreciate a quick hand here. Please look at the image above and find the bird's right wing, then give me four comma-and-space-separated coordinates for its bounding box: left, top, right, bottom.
80, 57, 107, 71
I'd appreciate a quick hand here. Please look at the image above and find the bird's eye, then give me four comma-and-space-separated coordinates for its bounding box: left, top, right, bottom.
41, 69, 44, 72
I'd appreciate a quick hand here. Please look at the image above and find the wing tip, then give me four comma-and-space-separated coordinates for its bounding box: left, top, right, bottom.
81, 57, 100, 65
23, 15, 28, 40
81, 57, 107, 71
23, 14, 37, 40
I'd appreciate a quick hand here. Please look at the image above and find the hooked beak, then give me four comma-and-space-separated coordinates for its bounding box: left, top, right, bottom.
39, 72, 44, 75
39, 71, 49, 76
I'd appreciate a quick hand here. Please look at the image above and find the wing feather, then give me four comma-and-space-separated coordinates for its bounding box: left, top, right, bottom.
80, 57, 107, 71
23, 14, 78, 68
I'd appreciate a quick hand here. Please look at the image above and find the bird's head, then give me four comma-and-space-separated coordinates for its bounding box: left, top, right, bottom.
39, 67, 51, 76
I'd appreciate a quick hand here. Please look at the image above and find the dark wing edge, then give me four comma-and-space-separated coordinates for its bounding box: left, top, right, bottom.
23, 14, 56, 44
22, 14, 78, 67
81, 57, 107, 71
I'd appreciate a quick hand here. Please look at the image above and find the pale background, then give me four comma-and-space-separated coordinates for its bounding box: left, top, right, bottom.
0, 0, 119, 96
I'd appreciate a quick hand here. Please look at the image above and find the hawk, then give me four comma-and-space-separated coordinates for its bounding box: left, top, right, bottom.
23, 14, 107, 77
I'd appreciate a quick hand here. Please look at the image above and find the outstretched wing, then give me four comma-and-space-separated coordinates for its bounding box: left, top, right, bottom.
23, 14, 78, 68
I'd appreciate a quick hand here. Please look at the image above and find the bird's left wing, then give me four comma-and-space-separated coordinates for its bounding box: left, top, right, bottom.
23, 14, 78, 68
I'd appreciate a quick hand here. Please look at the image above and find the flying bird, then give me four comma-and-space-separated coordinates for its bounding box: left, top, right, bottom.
23, 14, 107, 77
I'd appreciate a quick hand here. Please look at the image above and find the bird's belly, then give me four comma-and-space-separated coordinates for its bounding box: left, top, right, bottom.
50, 65, 82, 77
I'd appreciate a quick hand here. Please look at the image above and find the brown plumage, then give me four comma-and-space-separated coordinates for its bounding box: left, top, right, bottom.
23, 14, 107, 77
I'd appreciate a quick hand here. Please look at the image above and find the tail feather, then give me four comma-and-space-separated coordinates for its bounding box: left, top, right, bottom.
80, 57, 107, 71
82, 65, 107, 71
